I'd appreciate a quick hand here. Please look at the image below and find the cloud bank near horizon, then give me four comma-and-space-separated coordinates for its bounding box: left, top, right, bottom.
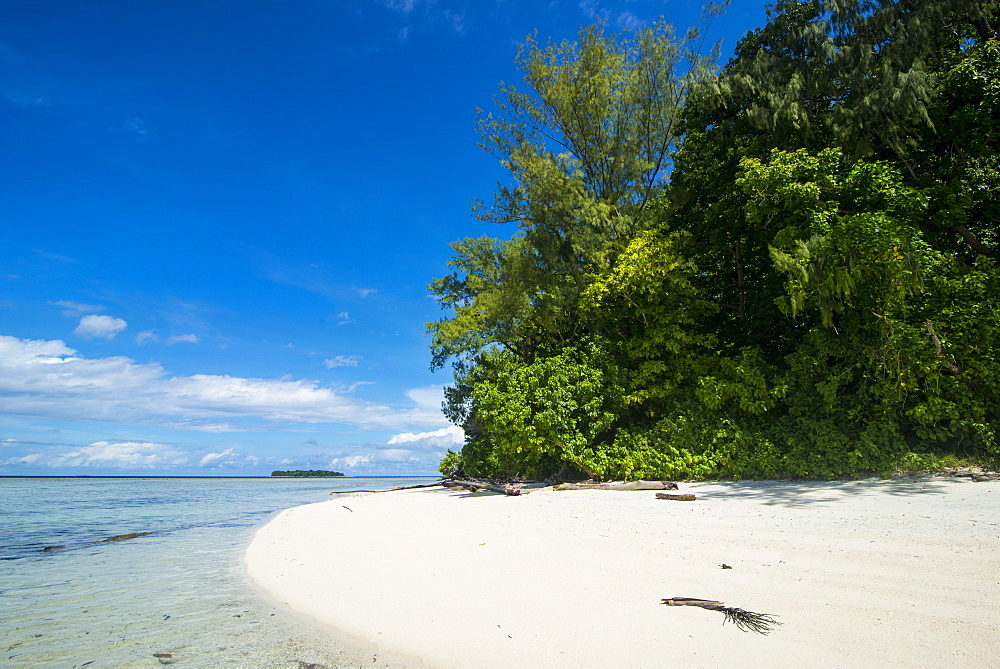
1, 424, 464, 473
0, 335, 448, 432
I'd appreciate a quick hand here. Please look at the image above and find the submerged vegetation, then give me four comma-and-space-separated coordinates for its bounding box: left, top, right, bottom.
429, 0, 1000, 480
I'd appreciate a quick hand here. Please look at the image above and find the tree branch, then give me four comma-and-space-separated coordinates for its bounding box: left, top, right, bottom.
924, 320, 960, 375
953, 225, 997, 256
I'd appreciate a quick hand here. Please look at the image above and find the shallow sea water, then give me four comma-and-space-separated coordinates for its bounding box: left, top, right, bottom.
0, 476, 431, 667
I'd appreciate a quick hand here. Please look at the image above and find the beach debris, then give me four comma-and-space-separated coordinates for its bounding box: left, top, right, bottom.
554, 480, 678, 491
720, 564, 732, 569
329, 476, 528, 496
441, 479, 525, 495
911, 466, 1000, 480
661, 597, 781, 634
92, 531, 155, 544
655, 493, 697, 501
153, 653, 173, 664
341, 506, 353, 512
295, 660, 327, 669
330, 481, 450, 494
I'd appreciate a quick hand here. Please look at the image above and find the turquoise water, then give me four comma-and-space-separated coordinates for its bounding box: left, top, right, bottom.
0, 477, 431, 666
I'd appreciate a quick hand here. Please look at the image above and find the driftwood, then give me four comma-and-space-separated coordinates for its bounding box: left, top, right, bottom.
656, 493, 696, 501
662, 597, 781, 634
554, 480, 678, 491
441, 480, 525, 496
330, 478, 527, 496
330, 481, 448, 494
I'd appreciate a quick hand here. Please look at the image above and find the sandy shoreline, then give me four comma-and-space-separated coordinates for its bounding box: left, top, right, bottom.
245, 478, 1000, 667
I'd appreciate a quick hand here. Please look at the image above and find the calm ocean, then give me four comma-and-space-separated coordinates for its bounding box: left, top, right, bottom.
0, 476, 431, 667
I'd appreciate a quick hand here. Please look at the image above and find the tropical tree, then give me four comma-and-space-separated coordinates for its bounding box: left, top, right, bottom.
432, 0, 1000, 480
429, 18, 719, 478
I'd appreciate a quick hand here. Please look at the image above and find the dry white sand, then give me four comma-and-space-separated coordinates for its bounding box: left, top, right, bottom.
246, 478, 1000, 667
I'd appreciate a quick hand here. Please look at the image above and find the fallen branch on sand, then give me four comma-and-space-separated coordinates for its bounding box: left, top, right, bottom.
554, 480, 678, 491
662, 597, 781, 634
655, 493, 696, 501
330, 478, 527, 496
441, 480, 525, 495
330, 481, 449, 494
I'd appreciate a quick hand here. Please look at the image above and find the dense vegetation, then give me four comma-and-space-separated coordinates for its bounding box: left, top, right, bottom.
429, 0, 999, 480
270, 470, 345, 477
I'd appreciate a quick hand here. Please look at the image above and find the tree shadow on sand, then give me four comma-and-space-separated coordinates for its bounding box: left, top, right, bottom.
687, 476, 988, 508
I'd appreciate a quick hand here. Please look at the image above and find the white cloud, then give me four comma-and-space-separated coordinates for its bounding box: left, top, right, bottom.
50, 300, 105, 317
4, 453, 43, 465
615, 11, 642, 30
199, 447, 261, 468
135, 330, 200, 346
0, 335, 446, 431
443, 9, 466, 33
579, 0, 602, 18
51, 441, 189, 469
331, 454, 372, 469
324, 355, 361, 368
335, 311, 354, 326
136, 330, 158, 344
384, 0, 419, 13
379, 448, 416, 462
74, 314, 127, 340
387, 425, 464, 449
136, 330, 200, 345
406, 385, 445, 410
578, 1, 644, 29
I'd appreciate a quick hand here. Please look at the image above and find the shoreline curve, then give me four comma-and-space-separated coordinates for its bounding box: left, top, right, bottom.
245, 478, 1000, 667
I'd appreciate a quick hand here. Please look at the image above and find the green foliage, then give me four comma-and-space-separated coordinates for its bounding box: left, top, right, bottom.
582, 227, 717, 403
427, 236, 545, 370
437, 450, 463, 476
430, 0, 1000, 481
739, 148, 927, 327
468, 342, 626, 479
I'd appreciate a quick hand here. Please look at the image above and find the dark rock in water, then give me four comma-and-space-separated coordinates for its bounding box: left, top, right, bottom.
92, 531, 155, 544
42, 545, 66, 552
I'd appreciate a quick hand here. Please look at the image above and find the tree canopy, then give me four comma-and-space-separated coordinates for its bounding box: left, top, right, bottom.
429, 0, 1000, 481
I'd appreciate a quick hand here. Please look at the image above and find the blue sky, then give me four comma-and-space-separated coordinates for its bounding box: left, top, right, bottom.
0, 0, 766, 476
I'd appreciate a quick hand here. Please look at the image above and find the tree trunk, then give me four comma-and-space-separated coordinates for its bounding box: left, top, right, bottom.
554, 480, 678, 491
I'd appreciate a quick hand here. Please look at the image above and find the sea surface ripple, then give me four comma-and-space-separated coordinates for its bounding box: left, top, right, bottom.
0, 476, 430, 666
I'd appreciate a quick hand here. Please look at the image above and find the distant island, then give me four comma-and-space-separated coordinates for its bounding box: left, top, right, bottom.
271, 470, 345, 477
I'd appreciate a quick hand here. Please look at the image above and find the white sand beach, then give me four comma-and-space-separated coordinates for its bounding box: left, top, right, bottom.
245, 477, 1000, 667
